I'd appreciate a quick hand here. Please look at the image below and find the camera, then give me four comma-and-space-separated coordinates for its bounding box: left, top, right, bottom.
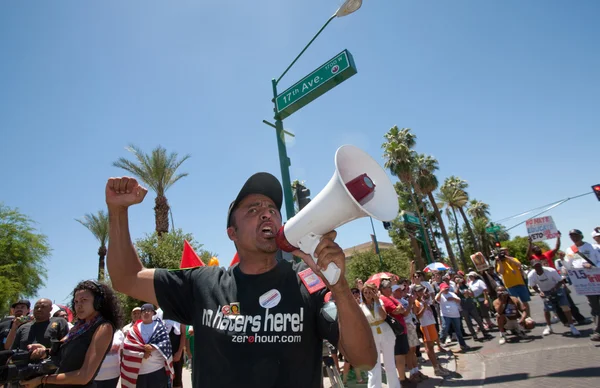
0, 345, 59, 385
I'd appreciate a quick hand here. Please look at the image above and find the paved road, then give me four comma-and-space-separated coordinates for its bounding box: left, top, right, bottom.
181, 289, 599, 388
447, 289, 600, 388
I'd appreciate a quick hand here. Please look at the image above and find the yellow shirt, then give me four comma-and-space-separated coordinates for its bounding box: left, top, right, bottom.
497, 259, 525, 288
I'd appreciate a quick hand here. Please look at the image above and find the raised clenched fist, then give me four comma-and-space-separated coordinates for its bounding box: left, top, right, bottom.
105, 177, 148, 209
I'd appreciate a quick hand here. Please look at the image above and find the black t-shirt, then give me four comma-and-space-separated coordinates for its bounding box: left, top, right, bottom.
11, 317, 70, 350
0, 318, 14, 348
155, 260, 339, 388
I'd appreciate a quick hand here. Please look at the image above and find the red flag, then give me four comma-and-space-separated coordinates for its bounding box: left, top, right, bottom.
180, 240, 205, 269
230, 252, 240, 267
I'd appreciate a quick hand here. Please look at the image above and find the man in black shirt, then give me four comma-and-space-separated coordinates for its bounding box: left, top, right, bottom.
106, 173, 377, 388
1, 299, 31, 349
10, 298, 69, 351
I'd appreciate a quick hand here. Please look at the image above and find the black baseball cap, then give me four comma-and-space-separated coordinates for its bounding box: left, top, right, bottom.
226, 172, 283, 228
569, 229, 583, 236
11, 299, 31, 309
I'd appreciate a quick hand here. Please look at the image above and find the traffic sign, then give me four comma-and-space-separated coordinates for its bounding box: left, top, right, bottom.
486, 225, 501, 233
403, 213, 421, 225
275, 49, 357, 119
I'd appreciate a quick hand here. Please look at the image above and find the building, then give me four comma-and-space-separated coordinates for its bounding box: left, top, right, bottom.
343, 235, 394, 260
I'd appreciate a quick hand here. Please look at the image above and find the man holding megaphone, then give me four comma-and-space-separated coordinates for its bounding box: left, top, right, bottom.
105, 165, 379, 387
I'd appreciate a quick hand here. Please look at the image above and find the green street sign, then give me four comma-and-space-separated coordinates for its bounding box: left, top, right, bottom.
403, 213, 421, 225
486, 225, 501, 233
275, 49, 357, 119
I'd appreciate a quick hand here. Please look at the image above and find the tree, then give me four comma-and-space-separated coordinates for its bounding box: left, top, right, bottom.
382, 127, 433, 268
135, 228, 214, 270
0, 204, 50, 313
467, 199, 490, 220
76, 210, 109, 281
500, 236, 549, 265
116, 228, 216, 316
113, 145, 190, 236
390, 182, 424, 264
346, 248, 411, 285
413, 153, 458, 269
443, 176, 479, 251
436, 184, 469, 269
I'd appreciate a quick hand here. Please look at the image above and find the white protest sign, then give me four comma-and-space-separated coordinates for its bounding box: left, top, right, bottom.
525, 216, 559, 242
470, 252, 490, 272
567, 268, 600, 296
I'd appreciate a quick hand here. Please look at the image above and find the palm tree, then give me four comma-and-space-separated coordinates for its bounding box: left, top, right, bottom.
414, 154, 458, 270
436, 184, 469, 269
467, 199, 491, 220
76, 210, 109, 280
443, 176, 479, 252
471, 217, 494, 257
382, 127, 433, 268
113, 145, 190, 236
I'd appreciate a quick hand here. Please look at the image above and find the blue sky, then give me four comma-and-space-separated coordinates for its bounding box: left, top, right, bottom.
1, 0, 598, 305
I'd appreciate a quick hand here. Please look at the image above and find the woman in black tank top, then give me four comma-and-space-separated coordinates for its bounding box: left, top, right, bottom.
20, 280, 123, 388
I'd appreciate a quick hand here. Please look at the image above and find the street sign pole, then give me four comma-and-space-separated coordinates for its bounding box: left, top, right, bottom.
271, 79, 296, 220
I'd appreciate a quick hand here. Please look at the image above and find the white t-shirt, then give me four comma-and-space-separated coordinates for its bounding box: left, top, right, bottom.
163, 319, 181, 335
415, 300, 436, 326
527, 267, 562, 292
421, 281, 435, 294
565, 242, 600, 269
439, 292, 461, 318
95, 330, 124, 381
468, 279, 487, 299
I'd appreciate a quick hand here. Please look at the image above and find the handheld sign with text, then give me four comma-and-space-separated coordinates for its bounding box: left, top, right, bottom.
567, 268, 600, 295
526, 216, 559, 242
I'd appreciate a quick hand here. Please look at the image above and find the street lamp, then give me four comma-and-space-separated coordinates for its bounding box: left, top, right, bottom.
268, 0, 363, 220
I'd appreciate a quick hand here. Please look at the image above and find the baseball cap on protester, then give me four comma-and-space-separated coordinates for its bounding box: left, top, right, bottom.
226, 173, 283, 228
569, 229, 583, 236
11, 299, 31, 309
140, 303, 156, 312
530, 259, 543, 267
592, 229, 600, 238
440, 283, 450, 290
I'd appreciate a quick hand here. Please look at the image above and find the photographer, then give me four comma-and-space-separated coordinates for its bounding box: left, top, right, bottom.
9, 299, 68, 352
492, 286, 528, 345
494, 249, 531, 317
1, 300, 31, 350
20, 280, 122, 388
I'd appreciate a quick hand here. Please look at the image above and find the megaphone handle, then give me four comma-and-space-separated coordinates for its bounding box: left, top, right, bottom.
298, 233, 342, 286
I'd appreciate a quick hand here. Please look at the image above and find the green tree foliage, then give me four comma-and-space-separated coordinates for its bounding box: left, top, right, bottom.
76, 210, 109, 281
346, 248, 411, 285
116, 228, 215, 319
499, 236, 550, 265
135, 228, 214, 270
113, 145, 191, 236
0, 204, 50, 313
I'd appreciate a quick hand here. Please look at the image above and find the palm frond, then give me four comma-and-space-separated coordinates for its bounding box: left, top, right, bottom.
75, 210, 109, 246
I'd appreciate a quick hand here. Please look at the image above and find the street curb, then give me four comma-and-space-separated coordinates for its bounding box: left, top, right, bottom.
439, 350, 485, 388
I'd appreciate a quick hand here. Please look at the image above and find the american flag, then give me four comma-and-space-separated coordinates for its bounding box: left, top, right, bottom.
121, 320, 174, 388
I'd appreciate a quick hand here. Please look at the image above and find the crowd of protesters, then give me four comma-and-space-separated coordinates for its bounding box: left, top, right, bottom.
1, 285, 191, 388
324, 228, 600, 388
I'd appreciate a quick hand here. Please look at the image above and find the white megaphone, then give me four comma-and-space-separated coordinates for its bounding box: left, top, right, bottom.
276, 145, 399, 285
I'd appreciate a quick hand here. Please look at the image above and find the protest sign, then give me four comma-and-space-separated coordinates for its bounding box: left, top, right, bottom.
567, 268, 600, 296
525, 216, 559, 242
470, 252, 490, 272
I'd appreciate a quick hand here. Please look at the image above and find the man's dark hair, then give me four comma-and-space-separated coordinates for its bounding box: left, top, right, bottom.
71, 281, 123, 329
